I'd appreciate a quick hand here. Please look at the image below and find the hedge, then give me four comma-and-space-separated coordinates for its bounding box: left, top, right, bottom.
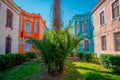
100, 54, 120, 73
0, 52, 36, 71
77, 52, 99, 64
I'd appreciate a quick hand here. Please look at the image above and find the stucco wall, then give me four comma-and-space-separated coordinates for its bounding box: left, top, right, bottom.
0, 1, 19, 54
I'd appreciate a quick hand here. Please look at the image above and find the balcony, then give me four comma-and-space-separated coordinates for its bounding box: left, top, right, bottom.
19, 31, 32, 38
26, 32, 32, 36
82, 32, 91, 37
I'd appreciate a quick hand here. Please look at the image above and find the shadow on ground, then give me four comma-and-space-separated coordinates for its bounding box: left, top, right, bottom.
24, 61, 84, 80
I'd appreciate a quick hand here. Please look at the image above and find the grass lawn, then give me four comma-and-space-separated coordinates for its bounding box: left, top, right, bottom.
1, 61, 41, 80
1, 61, 120, 80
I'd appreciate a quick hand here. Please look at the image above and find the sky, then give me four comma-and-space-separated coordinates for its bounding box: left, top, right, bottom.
13, 0, 99, 29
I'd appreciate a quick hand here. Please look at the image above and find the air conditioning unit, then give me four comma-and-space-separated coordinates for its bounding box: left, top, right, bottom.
117, 16, 120, 21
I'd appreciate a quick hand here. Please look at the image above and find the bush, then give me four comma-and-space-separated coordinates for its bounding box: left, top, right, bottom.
99, 54, 111, 68
100, 54, 120, 73
26, 52, 36, 60
77, 52, 99, 64
0, 54, 16, 69
0, 53, 35, 71
0, 56, 6, 71
0, 72, 4, 80
15, 54, 27, 65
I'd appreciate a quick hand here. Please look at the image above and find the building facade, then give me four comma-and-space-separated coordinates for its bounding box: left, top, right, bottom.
0, 0, 46, 54
0, 0, 20, 54
19, 10, 46, 54
93, 0, 120, 55
71, 12, 94, 52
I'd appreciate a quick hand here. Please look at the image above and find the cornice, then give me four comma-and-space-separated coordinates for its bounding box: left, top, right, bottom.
2, 0, 21, 15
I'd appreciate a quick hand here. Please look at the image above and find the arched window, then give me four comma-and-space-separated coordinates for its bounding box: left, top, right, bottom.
83, 40, 89, 50
76, 22, 80, 34
82, 22, 88, 33
24, 41, 30, 52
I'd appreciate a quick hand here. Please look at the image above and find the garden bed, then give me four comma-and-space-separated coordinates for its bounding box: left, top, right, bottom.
1, 61, 120, 80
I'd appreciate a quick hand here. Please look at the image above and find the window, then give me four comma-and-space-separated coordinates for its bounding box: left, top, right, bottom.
0, 3, 1, 8
101, 36, 107, 50
34, 23, 38, 33
76, 22, 80, 34
19, 38, 23, 52
20, 20, 22, 31
114, 32, 120, 51
24, 41, 30, 52
83, 40, 89, 50
82, 22, 88, 33
25, 22, 31, 32
100, 11, 105, 25
6, 9, 13, 28
5, 37, 12, 54
112, 0, 119, 19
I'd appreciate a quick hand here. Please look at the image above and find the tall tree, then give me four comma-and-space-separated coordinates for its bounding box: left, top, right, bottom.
52, 0, 61, 30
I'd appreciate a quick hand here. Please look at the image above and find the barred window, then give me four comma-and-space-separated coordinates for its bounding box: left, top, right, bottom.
100, 11, 105, 25
6, 9, 13, 28
101, 36, 107, 50
0, 3, 1, 8
112, 0, 119, 19
114, 32, 120, 51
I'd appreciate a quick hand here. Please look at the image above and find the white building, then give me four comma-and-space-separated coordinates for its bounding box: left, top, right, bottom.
0, 0, 20, 54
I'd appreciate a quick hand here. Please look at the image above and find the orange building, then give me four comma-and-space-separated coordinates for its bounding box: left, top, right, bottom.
19, 9, 46, 54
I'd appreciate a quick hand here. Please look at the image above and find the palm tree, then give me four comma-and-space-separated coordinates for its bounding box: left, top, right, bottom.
27, 25, 84, 76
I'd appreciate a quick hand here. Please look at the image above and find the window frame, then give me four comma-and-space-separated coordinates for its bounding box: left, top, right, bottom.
25, 22, 31, 32
76, 22, 80, 34
82, 22, 88, 33
6, 9, 13, 29
83, 40, 89, 51
34, 23, 38, 33
114, 32, 120, 51
101, 35, 107, 51
24, 41, 30, 52
5, 35, 12, 54
0, 2, 1, 8
99, 10, 106, 26
110, 0, 120, 20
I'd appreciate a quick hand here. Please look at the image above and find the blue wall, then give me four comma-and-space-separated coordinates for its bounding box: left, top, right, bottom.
71, 12, 94, 52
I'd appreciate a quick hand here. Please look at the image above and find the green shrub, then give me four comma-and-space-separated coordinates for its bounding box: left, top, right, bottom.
26, 52, 36, 60
77, 52, 99, 64
0, 54, 15, 68
0, 72, 4, 80
84, 53, 95, 62
15, 54, 26, 65
99, 54, 111, 68
0, 53, 35, 71
100, 54, 120, 73
77, 52, 85, 61
85, 71, 109, 80
0, 56, 6, 71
